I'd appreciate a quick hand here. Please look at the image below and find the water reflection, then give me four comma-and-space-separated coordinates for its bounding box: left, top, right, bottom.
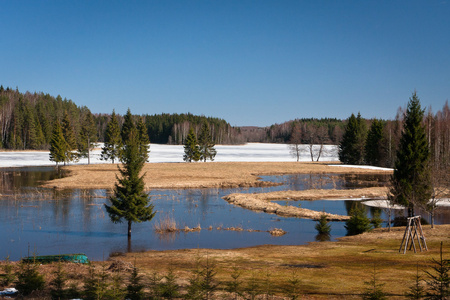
0, 168, 447, 261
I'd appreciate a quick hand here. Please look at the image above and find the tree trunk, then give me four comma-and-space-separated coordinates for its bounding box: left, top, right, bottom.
128, 220, 132, 238
87, 136, 91, 165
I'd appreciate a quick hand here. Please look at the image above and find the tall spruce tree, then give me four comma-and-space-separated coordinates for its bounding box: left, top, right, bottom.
137, 117, 150, 162
365, 119, 385, 166
198, 121, 217, 162
101, 110, 122, 164
49, 120, 66, 167
121, 109, 135, 143
62, 112, 78, 164
79, 111, 97, 164
339, 113, 367, 165
390, 92, 432, 216
105, 124, 155, 239
183, 128, 200, 162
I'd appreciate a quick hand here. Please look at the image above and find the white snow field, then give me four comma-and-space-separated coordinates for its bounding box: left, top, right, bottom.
0, 143, 339, 167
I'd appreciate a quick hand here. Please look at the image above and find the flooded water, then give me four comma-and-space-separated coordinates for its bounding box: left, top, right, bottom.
0, 167, 447, 261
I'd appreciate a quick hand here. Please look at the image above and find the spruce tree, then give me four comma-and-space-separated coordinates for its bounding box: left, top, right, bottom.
101, 110, 122, 164
49, 120, 67, 167
339, 113, 367, 165
121, 108, 135, 143
425, 242, 449, 299
315, 214, 331, 235
183, 128, 200, 162
137, 117, 150, 162
15, 260, 45, 297
365, 119, 385, 166
126, 267, 145, 300
390, 92, 432, 216
79, 111, 97, 164
105, 126, 156, 238
62, 112, 77, 164
345, 206, 372, 236
34, 118, 46, 149
198, 121, 217, 162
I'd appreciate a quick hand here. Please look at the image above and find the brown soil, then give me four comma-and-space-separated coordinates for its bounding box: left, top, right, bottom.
41, 161, 391, 190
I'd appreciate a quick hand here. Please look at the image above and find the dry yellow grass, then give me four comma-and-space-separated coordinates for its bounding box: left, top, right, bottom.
103, 224, 448, 299
224, 187, 389, 220
41, 161, 391, 190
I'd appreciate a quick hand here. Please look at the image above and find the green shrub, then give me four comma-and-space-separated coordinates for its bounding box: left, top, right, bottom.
370, 209, 383, 229
345, 207, 372, 236
0, 256, 15, 286
15, 260, 45, 296
315, 214, 331, 235
126, 267, 145, 300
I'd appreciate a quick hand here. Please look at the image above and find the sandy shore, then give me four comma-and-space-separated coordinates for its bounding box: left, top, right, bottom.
42, 161, 391, 190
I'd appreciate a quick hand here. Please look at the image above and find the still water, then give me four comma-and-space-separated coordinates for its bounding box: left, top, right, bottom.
0, 167, 447, 261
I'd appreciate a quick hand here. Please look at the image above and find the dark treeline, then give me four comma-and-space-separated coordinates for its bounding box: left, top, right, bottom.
96, 112, 245, 145
336, 101, 450, 169
0, 87, 244, 150
0, 86, 94, 150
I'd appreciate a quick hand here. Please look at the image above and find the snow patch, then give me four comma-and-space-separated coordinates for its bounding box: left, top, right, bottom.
329, 164, 393, 171
0, 143, 339, 168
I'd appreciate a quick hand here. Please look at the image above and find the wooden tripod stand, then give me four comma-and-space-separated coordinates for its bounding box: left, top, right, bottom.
399, 216, 428, 254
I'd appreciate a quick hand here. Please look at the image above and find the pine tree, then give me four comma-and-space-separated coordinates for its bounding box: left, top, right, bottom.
62, 112, 77, 164
105, 127, 156, 239
101, 110, 122, 164
390, 92, 432, 216
365, 119, 385, 166
49, 120, 67, 167
183, 128, 200, 162
339, 113, 367, 165
79, 111, 97, 164
198, 121, 217, 162
137, 117, 150, 162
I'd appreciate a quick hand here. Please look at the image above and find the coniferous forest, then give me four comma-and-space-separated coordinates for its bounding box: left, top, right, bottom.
0, 86, 448, 171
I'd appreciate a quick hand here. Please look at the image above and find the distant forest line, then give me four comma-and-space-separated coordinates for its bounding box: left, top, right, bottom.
0, 86, 448, 168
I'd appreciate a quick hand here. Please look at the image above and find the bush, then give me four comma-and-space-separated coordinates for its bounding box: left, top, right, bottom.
15, 261, 45, 296
345, 207, 372, 236
315, 214, 331, 235
370, 209, 383, 229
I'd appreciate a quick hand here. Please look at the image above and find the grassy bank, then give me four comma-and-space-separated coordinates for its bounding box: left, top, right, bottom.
2, 225, 447, 299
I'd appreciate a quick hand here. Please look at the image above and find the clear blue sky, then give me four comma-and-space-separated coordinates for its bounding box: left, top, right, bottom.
1, 1, 449, 126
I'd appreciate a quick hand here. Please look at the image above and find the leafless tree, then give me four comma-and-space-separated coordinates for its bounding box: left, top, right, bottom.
302, 124, 329, 161
288, 125, 303, 161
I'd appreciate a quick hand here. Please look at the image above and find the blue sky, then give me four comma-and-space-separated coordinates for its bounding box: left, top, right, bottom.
1, 1, 449, 126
